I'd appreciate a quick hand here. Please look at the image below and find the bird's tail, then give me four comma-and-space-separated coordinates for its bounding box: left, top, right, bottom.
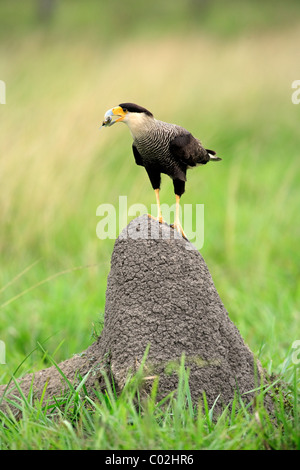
206, 149, 222, 161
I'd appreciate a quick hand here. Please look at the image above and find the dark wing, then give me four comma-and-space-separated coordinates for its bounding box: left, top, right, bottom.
132, 144, 144, 166
169, 132, 210, 167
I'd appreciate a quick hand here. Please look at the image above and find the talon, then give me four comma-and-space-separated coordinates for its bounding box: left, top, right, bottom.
171, 222, 187, 239
148, 214, 164, 224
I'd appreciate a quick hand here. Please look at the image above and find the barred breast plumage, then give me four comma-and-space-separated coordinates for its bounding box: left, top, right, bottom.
134, 121, 181, 167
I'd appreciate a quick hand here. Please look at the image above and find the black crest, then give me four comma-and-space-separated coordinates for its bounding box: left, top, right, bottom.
119, 103, 153, 117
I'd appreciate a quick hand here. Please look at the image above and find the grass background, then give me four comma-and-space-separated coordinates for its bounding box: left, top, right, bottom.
0, 0, 299, 449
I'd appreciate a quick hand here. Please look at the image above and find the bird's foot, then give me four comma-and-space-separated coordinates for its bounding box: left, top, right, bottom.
147, 214, 164, 224
170, 222, 188, 240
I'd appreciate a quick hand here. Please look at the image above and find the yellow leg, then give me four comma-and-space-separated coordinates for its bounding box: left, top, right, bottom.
171, 195, 187, 239
155, 189, 163, 223
148, 189, 164, 223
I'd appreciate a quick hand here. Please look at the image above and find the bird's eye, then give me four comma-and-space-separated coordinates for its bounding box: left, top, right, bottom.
122, 108, 128, 113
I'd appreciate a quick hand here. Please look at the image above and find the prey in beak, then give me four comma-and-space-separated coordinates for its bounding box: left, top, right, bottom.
101, 106, 127, 128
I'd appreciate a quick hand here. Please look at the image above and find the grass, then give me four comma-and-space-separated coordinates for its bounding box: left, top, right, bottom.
0, 350, 299, 450
0, 352, 299, 450
0, 0, 300, 450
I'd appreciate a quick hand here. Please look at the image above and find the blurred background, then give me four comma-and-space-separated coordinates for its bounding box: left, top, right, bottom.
0, 0, 299, 378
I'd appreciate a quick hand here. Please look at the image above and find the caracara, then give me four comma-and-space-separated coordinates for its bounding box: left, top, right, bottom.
101, 102, 221, 237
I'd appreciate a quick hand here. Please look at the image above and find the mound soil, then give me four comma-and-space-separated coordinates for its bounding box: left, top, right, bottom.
0, 215, 273, 417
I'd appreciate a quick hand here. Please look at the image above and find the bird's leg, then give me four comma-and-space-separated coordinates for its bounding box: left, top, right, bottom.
145, 170, 164, 224
154, 188, 163, 223
148, 189, 164, 223
171, 195, 187, 239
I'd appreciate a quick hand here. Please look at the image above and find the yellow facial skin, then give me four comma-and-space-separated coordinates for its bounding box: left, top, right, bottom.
111, 106, 127, 122
101, 106, 127, 127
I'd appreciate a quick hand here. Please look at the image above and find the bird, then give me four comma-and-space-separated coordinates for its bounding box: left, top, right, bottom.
101, 102, 221, 238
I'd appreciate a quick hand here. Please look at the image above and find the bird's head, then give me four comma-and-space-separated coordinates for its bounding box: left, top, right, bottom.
101, 103, 154, 136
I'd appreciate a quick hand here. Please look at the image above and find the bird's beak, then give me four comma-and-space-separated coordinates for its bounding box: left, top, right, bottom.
101, 106, 126, 128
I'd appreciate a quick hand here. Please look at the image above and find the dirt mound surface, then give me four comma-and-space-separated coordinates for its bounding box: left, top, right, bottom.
0, 215, 273, 417
97, 215, 270, 413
